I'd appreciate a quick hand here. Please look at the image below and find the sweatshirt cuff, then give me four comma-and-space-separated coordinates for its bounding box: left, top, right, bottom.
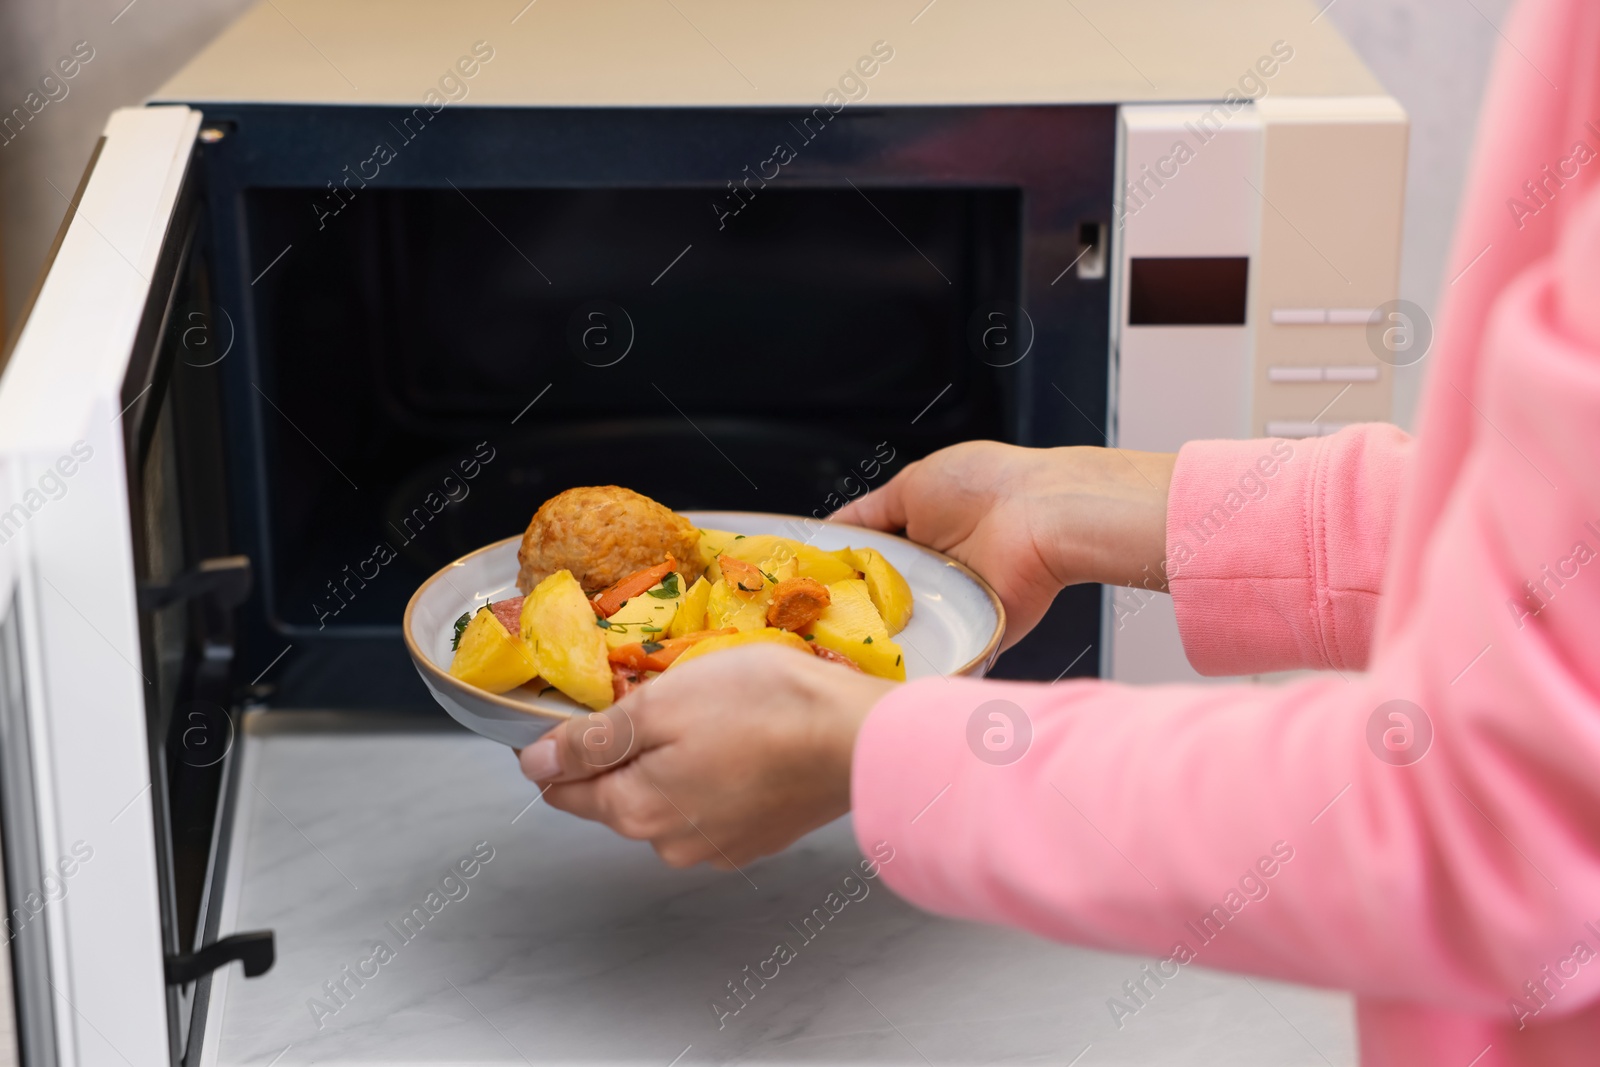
1165, 436, 1325, 675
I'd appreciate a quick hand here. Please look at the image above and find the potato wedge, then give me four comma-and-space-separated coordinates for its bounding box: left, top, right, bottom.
829, 547, 861, 577
719, 534, 857, 584
520, 570, 613, 710
449, 607, 539, 693
846, 547, 914, 634
695, 528, 740, 581
668, 575, 712, 638
598, 573, 684, 649
705, 577, 773, 633
667, 627, 811, 670
769, 554, 800, 583
807, 578, 905, 680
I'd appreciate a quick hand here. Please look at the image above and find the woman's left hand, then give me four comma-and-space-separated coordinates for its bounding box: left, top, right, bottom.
517, 645, 896, 868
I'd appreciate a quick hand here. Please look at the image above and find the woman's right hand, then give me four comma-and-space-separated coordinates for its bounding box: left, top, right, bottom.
832, 441, 1175, 648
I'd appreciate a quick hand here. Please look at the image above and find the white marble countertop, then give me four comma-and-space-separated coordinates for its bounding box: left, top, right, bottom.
202, 712, 1354, 1067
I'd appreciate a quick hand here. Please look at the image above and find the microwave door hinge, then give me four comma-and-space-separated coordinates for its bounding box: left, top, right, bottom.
138, 555, 253, 613
165, 930, 275, 985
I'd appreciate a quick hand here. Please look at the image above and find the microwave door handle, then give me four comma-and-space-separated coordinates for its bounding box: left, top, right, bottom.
164, 929, 275, 985
137, 554, 252, 613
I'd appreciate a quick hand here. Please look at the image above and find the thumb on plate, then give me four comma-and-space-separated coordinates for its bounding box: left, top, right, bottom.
518, 705, 640, 783
831, 468, 911, 531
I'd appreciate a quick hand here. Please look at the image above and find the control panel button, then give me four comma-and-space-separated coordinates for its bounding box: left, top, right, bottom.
1324, 365, 1380, 382
1269, 307, 1378, 326
1270, 308, 1327, 325
1267, 365, 1381, 383
1267, 366, 1324, 382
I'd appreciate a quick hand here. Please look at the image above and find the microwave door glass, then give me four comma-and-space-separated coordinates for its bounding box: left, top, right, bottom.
124, 195, 258, 1064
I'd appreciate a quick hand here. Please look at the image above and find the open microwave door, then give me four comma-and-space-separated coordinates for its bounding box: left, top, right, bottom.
0, 105, 202, 1067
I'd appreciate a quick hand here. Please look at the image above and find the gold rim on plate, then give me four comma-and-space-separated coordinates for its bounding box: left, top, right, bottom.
402, 513, 1008, 719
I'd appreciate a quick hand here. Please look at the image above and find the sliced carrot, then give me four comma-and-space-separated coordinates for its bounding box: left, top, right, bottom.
606, 628, 738, 672
718, 555, 767, 593
607, 643, 652, 671
591, 557, 678, 618
644, 628, 739, 670
766, 577, 831, 632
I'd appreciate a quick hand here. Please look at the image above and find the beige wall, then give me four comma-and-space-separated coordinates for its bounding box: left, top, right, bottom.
0, 0, 252, 335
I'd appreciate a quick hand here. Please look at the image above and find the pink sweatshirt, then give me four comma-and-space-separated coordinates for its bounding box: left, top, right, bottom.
851, 1, 1600, 1063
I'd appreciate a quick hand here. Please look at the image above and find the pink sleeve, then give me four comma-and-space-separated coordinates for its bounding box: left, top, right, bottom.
851, 193, 1600, 1015
1165, 425, 1412, 675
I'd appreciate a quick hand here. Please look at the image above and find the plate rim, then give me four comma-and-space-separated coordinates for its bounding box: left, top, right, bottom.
401, 511, 1008, 718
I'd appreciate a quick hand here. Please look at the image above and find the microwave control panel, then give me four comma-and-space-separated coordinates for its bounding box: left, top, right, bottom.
1107, 96, 1408, 684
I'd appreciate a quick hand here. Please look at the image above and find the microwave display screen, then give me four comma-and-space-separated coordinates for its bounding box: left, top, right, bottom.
245, 185, 1019, 636
1126, 256, 1249, 326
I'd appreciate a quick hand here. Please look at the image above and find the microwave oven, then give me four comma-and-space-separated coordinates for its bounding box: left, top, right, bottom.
0, 2, 1402, 1064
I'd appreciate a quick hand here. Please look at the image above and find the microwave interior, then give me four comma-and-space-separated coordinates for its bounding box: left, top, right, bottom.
249, 182, 1018, 634
114, 101, 1117, 1063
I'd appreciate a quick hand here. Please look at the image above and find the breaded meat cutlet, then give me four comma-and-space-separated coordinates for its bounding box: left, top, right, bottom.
517, 486, 704, 595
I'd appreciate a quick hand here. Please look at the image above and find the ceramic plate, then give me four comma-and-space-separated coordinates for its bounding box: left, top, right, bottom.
403, 511, 1005, 748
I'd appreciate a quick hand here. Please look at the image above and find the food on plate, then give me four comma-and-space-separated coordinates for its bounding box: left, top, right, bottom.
668, 576, 712, 639
766, 577, 831, 632
805, 578, 906, 680
592, 557, 679, 617
608, 627, 738, 673
488, 595, 524, 634
609, 626, 749, 700
810, 645, 863, 671
694, 528, 741, 575
520, 570, 613, 711
718, 555, 768, 593
845, 547, 914, 634
594, 564, 687, 650
517, 486, 703, 595
449, 606, 539, 693
711, 532, 857, 584
446, 488, 915, 708
667, 627, 812, 670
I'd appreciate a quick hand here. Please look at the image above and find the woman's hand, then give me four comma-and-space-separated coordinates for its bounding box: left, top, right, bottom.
517, 645, 895, 868
833, 441, 1175, 648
